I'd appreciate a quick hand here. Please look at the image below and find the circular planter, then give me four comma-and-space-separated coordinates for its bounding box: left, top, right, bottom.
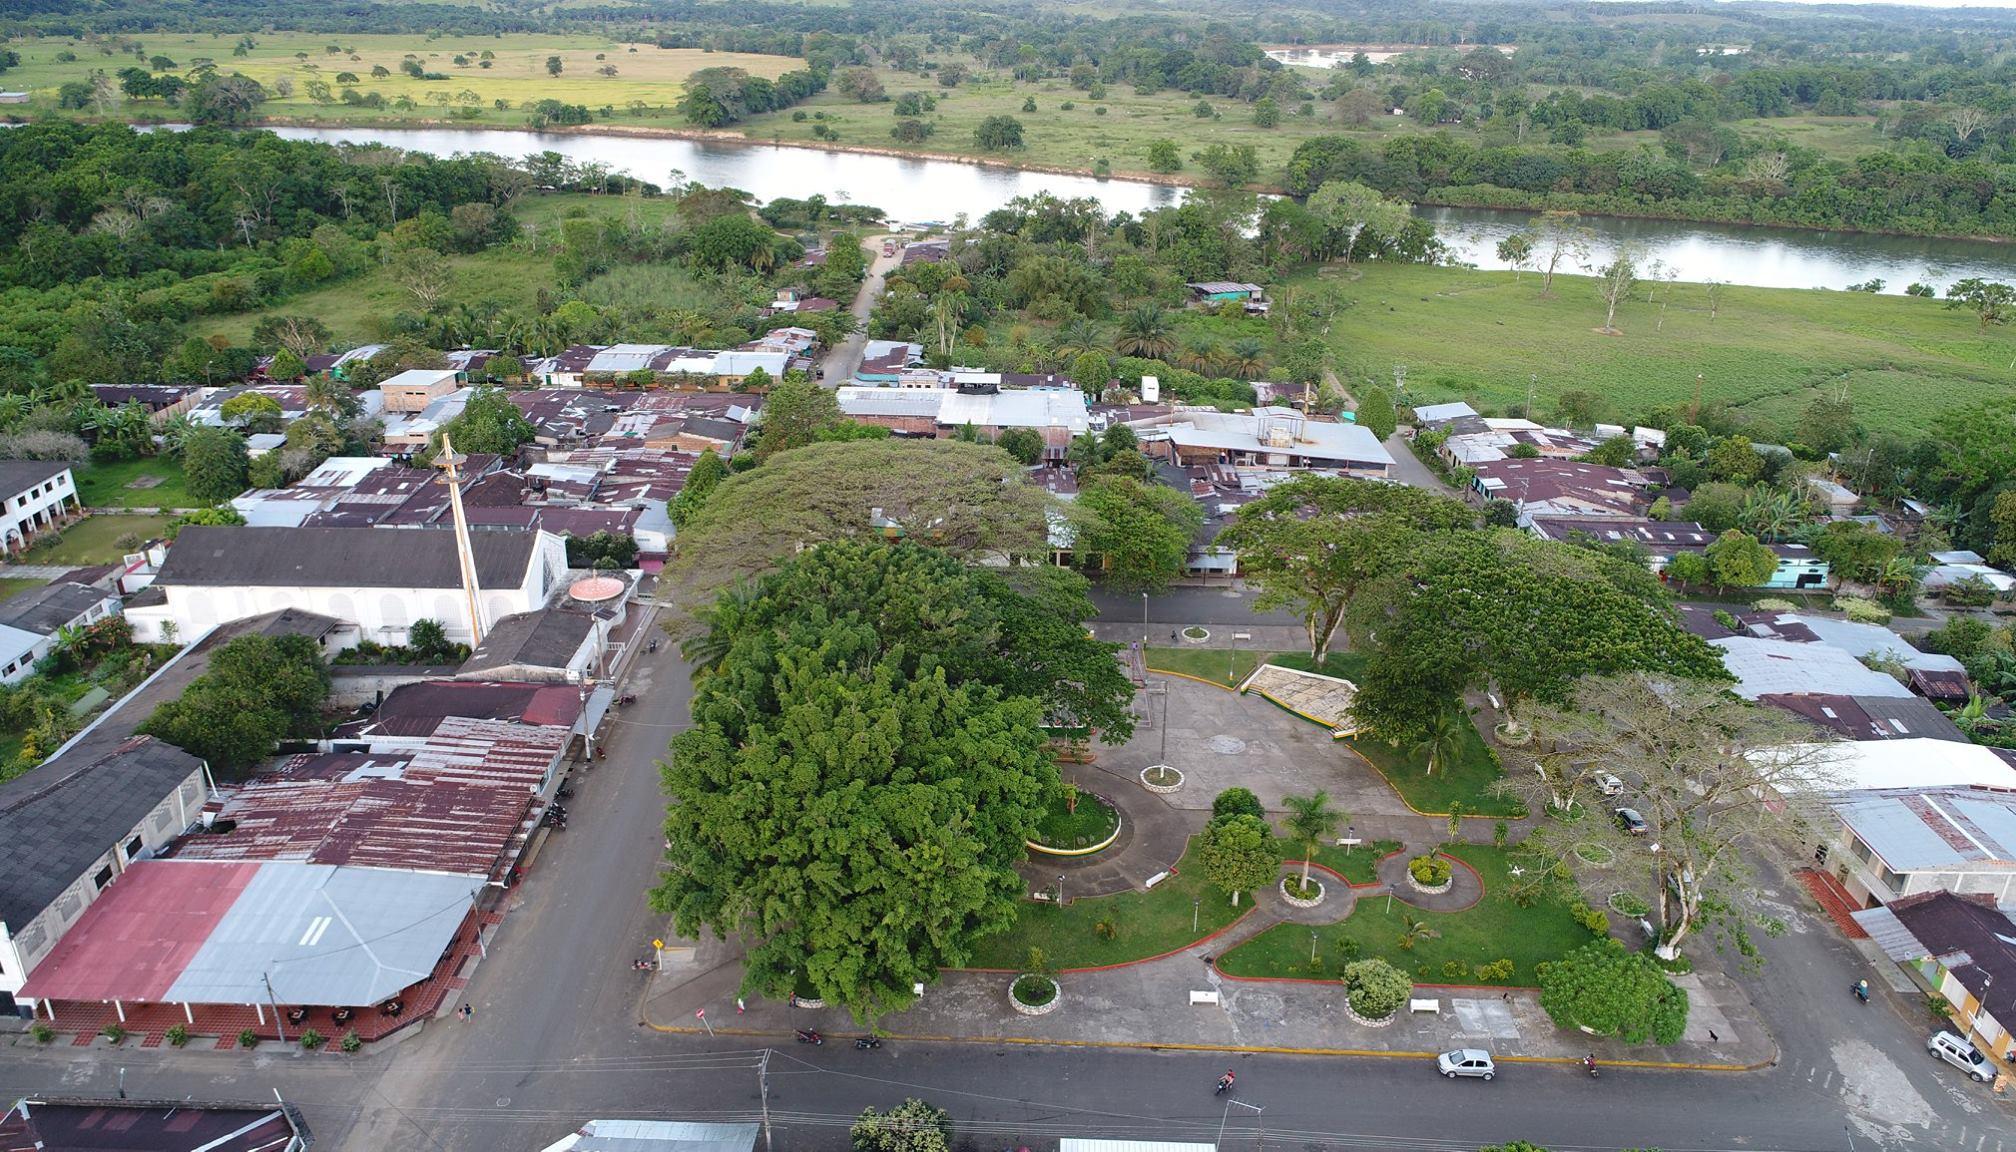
1607, 891, 1651, 918
1280, 877, 1326, 908
1573, 843, 1615, 869
1182, 626, 1210, 643
1009, 975, 1059, 1017
1027, 793, 1123, 857
1139, 765, 1185, 794
1493, 721, 1532, 746
1342, 997, 1398, 1028
791, 996, 826, 1010
1405, 856, 1453, 895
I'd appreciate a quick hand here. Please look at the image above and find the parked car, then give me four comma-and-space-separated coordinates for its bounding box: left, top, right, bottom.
1615, 807, 1649, 835
1595, 772, 1624, 796
1928, 1031, 1994, 1082
1436, 1049, 1496, 1080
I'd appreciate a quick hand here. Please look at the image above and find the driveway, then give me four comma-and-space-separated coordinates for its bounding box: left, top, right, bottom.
817, 236, 903, 386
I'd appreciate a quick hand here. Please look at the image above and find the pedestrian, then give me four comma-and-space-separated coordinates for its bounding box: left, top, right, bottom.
460, 1003, 473, 1022
736, 998, 746, 1014
1501, 992, 1509, 1002
1170, 629, 1178, 643
788, 994, 798, 1008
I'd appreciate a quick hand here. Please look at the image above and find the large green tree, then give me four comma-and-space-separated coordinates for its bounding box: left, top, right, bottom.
139, 633, 330, 775
653, 622, 1056, 1022
669, 440, 1049, 592
669, 448, 729, 528
753, 376, 843, 460
1537, 939, 1690, 1045
1348, 530, 1727, 741
1072, 475, 1203, 593
431, 384, 535, 458
1198, 814, 1281, 906
1215, 475, 1474, 659
181, 427, 251, 503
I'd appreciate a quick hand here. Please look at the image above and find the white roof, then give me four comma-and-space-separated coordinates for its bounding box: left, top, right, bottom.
541, 1121, 760, 1152
1413, 401, 1478, 423
939, 387, 1089, 431
1061, 1142, 1216, 1152
1932, 550, 1987, 565
586, 344, 672, 374
297, 456, 396, 490
1764, 739, 2016, 794
0, 622, 40, 668
381, 368, 460, 389
1925, 563, 2016, 593
836, 387, 944, 418
1141, 411, 1394, 467
711, 351, 788, 376
1712, 636, 1913, 700
1759, 614, 1965, 674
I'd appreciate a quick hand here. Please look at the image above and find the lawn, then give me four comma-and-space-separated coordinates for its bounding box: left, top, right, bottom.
1278, 836, 1402, 886
1268, 651, 1520, 818
963, 839, 1246, 970
1, 33, 797, 130
1032, 790, 1121, 851
1216, 844, 1600, 985
1312, 262, 2015, 440
22, 515, 170, 566
72, 458, 193, 511
1144, 645, 1262, 687
0, 577, 41, 605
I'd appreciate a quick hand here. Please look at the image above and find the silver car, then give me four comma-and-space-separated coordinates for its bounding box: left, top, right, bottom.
1928, 1030, 1994, 1083
1437, 1049, 1496, 1080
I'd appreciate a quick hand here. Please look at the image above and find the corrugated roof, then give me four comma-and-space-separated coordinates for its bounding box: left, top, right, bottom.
1836, 787, 2016, 872
543, 1121, 760, 1152
1712, 636, 1915, 700
0, 1099, 305, 1152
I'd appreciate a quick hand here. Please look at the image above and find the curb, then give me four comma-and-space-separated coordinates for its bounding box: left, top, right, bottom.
1143, 666, 1240, 692
634, 1019, 1772, 1071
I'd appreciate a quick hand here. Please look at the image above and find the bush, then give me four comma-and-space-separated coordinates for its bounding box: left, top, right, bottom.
340, 1029, 363, 1053
300, 1027, 326, 1050
1341, 958, 1412, 1020
1838, 597, 1891, 624
1752, 597, 1798, 611
1441, 959, 1470, 980
166, 1023, 189, 1047
1011, 974, 1057, 1007
1211, 786, 1264, 821
238, 1028, 260, 1049
1943, 575, 1997, 608
1568, 901, 1611, 935
30, 1021, 55, 1043
1408, 855, 1452, 886
1537, 938, 1689, 1044
101, 1023, 127, 1044
1474, 958, 1516, 983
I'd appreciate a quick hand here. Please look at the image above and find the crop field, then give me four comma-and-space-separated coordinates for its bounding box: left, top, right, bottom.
1311, 262, 2013, 438
1, 33, 795, 125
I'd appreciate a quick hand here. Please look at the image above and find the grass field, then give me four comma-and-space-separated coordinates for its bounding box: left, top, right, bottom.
1144, 646, 1263, 687
22, 515, 169, 565
0, 33, 795, 128
1314, 262, 2015, 439
0, 577, 42, 604
73, 458, 192, 510
964, 838, 1246, 970
1216, 844, 1599, 985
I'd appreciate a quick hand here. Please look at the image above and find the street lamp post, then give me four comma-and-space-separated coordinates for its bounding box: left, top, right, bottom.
1193, 897, 1201, 933
1056, 874, 1065, 906
1141, 591, 1148, 647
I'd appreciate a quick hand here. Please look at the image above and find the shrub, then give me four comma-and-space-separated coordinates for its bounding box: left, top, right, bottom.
31, 1021, 56, 1044
1211, 787, 1264, 821
340, 1029, 363, 1053
1474, 958, 1516, 983
1336, 937, 1363, 963
1011, 974, 1057, 1007
300, 1027, 326, 1050
1492, 820, 1508, 848
1441, 959, 1470, 980
1408, 855, 1452, 886
1838, 597, 1890, 624
1537, 938, 1689, 1044
1568, 901, 1610, 935
166, 1024, 189, 1047
101, 1023, 127, 1044
1943, 575, 1997, 608
238, 1028, 260, 1049
1341, 958, 1413, 1020
1093, 919, 1118, 940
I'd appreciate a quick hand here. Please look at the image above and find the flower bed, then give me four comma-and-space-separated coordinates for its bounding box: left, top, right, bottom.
1140, 764, 1185, 794
1028, 791, 1122, 856
1406, 854, 1453, 895
1009, 974, 1059, 1016
1281, 876, 1326, 907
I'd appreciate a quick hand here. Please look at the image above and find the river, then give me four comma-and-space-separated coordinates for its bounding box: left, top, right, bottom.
255, 124, 2016, 293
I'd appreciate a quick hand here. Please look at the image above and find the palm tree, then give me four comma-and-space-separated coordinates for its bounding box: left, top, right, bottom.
1738, 487, 1806, 542
1411, 707, 1467, 778
157, 414, 196, 458
1282, 790, 1344, 891
1397, 914, 1440, 950
303, 375, 357, 418
1877, 554, 1926, 598
681, 580, 759, 677
1226, 337, 1269, 379
1175, 336, 1224, 376
931, 293, 969, 358
1066, 431, 1105, 475
1114, 304, 1176, 360
1052, 317, 1106, 361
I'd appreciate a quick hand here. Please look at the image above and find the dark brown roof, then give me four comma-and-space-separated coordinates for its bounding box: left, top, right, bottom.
1757, 694, 1968, 742
1886, 890, 2016, 1026
0, 1098, 309, 1152
0, 459, 69, 497
156, 526, 543, 590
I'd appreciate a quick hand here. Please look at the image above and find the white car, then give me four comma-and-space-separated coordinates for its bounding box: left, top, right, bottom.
1436, 1049, 1495, 1080
1595, 772, 1625, 796
1928, 1031, 1994, 1082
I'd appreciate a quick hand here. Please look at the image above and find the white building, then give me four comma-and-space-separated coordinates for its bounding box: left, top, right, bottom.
127, 526, 568, 648
0, 582, 122, 685
1128, 408, 1394, 476
0, 461, 79, 556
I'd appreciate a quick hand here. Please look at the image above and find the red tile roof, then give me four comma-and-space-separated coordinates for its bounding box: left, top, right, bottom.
14, 862, 258, 1003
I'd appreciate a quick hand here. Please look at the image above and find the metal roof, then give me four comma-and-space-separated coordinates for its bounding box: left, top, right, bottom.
1711, 636, 1915, 700
1762, 739, 2016, 793
1060, 1141, 1217, 1152
0, 1098, 309, 1152
21, 859, 480, 1007
541, 1121, 760, 1152
1835, 787, 2016, 872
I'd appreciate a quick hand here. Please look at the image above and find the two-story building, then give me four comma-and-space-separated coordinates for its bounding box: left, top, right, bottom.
0, 581, 123, 685
1831, 786, 2016, 910
0, 461, 79, 556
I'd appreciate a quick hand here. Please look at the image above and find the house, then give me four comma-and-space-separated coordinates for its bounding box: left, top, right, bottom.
1853, 891, 2016, 1063
835, 384, 1091, 447
1187, 281, 1268, 313
1127, 409, 1394, 476
456, 607, 608, 683
1736, 613, 1968, 679
1410, 400, 1479, 428
1831, 788, 2016, 910
1806, 476, 1862, 515
1762, 738, 2016, 793
0, 460, 79, 556
1758, 693, 1968, 743
89, 384, 201, 419
855, 340, 926, 383
0, 737, 211, 1018
380, 368, 463, 413
1923, 550, 2016, 596
900, 239, 950, 265
1467, 459, 1648, 520
126, 526, 568, 648
0, 581, 122, 685
1711, 636, 1916, 700
539, 1121, 760, 1152
380, 387, 475, 456
0, 1097, 311, 1152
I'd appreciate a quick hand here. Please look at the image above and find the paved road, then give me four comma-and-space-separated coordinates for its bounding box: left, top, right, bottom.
1380, 432, 1457, 496
818, 238, 902, 386
1090, 586, 1299, 629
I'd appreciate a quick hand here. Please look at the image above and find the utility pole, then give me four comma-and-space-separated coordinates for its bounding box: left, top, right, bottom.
758, 1049, 773, 1152
262, 971, 287, 1045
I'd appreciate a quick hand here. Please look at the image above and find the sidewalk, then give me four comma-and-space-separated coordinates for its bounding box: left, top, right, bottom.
641, 926, 1776, 1072
1090, 624, 1307, 651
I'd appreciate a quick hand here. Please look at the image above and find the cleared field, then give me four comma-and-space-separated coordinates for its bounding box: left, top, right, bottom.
1, 33, 795, 126
1313, 262, 2014, 439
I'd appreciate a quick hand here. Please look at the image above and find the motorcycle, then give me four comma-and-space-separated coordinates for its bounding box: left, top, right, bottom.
648, 640, 660, 654
1583, 1057, 1599, 1079
854, 1036, 882, 1050
1214, 1074, 1234, 1096
619, 693, 638, 706
1852, 981, 1870, 1004
794, 1028, 824, 1046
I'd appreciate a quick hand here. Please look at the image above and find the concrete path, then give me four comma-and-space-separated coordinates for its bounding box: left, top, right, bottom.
818, 236, 902, 386
0, 564, 72, 580
1382, 431, 1458, 496
1020, 761, 1197, 899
